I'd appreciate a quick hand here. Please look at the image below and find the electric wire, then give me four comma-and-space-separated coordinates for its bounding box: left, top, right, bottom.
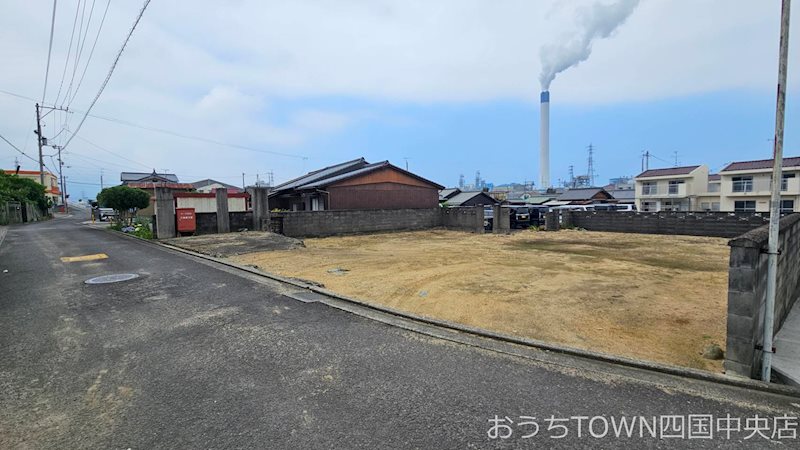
0, 88, 308, 160
41, 0, 59, 103
0, 132, 39, 164
64, 0, 97, 108
67, 0, 112, 106
62, 0, 152, 151
53, 0, 83, 106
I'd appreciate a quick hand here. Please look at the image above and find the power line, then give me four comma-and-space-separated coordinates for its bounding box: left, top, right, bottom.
64, 0, 97, 108
68, 131, 151, 169
89, 113, 309, 159
0, 132, 39, 164
42, 0, 59, 103
0, 88, 309, 160
53, 0, 83, 106
62, 0, 152, 151
67, 0, 112, 107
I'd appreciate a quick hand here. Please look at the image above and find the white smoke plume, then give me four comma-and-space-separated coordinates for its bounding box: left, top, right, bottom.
539, 0, 640, 90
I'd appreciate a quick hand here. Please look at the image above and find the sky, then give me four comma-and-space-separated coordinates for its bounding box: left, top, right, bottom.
0, 0, 799, 199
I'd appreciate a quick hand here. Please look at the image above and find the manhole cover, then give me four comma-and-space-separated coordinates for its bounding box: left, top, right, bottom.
85, 273, 140, 285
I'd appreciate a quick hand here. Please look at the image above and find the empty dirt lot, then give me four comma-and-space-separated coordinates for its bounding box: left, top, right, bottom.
231, 229, 730, 371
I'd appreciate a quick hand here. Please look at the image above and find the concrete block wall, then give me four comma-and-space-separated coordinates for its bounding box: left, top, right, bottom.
281, 208, 443, 238
725, 214, 800, 378
567, 211, 770, 238
192, 212, 252, 235
441, 207, 484, 233
230, 212, 253, 231
195, 212, 218, 235
492, 205, 510, 234
1, 201, 24, 225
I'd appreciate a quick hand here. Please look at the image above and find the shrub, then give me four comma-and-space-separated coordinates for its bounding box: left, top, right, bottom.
0, 169, 49, 210
97, 185, 150, 225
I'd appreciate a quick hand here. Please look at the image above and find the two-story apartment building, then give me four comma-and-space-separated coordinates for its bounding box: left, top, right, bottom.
718, 157, 800, 213
634, 165, 709, 212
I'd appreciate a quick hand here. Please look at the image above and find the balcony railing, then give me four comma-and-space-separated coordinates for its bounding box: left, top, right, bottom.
641, 183, 687, 197
641, 186, 660, 196
728, 177, 798, 194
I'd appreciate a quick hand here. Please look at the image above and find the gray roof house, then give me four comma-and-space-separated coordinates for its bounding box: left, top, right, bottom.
444, 191, 498, 207
191, 178, 242, 193
555, 187, 613, 205
439, 188, 461, 201
120, 171, 179, 184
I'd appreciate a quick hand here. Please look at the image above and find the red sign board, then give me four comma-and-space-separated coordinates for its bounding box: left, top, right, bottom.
176, 208, 196, 233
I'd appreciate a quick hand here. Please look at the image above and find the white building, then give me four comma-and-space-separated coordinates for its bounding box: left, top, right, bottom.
718, 157, 800, 213
634, 165, 709, 212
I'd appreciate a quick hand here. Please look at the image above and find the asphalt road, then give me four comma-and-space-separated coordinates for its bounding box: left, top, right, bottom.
1, 216, 798, 449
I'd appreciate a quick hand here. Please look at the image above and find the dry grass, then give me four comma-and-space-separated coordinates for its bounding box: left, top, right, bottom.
231, 229, 730, 371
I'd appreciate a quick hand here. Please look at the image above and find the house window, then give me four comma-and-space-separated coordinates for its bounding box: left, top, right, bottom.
781, 199, 795, 214
700, 202, 710, 211
711, 202, 720, 211
707, 183, 720, 193
732, 176, 753, 193
781, 173, 795, 191
311, 196, 324, 211
734, 200, 756, 212
668, 180, 684, 195
641, 201, 656, 212
641, 182, 657, 195
662, 200, 683, 212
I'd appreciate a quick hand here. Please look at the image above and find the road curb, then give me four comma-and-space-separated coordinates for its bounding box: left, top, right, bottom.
0, 226, 8, 250
96, 226, 800, 399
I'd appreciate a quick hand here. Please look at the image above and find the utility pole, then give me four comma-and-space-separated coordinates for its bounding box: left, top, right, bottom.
403, 157, 410, 171
641, 150, 651, 172
762, 0, 791, 383
53, 145, 67, 213
35, 103, 45, 185
34, 103, 69, 187
100, 168, 104, 190
242, 173, 246, 190
673, 151, 679, 167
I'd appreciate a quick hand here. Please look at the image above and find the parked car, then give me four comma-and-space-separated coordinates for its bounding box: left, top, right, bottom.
483, 206, 494, 231
508, 206, 531, 229
97, 207, 118, 221
528, 206, 549, 226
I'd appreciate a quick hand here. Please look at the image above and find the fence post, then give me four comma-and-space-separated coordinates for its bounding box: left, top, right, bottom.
154, 188, 176, 239
247, 187, 271, 231
216, 188, 230, 233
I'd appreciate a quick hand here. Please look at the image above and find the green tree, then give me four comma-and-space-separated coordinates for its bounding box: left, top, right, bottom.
97, 185, 151, 225
0, 170, 50, 210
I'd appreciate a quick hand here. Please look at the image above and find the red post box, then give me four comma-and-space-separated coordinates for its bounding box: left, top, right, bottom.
176, 208, 196, 234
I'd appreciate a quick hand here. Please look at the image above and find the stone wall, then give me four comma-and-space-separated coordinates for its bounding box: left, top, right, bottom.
725, 214, 800, 378
567, 211, 770, 238
280, 208, 443, 238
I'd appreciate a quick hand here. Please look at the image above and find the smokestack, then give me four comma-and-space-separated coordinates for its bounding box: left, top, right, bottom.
540, 90, 550, 189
